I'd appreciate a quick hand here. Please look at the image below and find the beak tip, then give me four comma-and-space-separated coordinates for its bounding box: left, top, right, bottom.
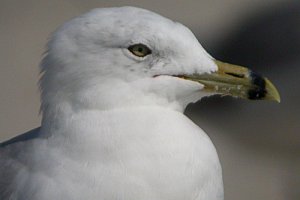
265, 78, 281, 103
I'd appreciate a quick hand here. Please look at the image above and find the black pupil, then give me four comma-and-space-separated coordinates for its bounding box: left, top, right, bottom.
138, 47, 143, 52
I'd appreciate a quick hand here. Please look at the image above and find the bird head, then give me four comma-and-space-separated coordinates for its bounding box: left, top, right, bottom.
40, 6, 280, 114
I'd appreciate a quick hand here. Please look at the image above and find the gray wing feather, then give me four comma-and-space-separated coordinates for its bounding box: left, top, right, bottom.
0, 127, 41, 200
0, 127, 41, 148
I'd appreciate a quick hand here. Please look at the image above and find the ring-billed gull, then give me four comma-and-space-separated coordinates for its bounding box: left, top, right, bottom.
0, 6, 280, 200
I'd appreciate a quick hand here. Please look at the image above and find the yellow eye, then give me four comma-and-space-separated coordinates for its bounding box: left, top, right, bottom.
128, 44, 152, 57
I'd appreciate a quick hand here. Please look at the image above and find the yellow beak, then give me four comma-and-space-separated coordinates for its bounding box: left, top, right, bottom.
182, 60, 280, 102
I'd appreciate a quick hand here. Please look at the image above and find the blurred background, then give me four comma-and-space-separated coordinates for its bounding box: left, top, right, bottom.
0, 0, 299, 199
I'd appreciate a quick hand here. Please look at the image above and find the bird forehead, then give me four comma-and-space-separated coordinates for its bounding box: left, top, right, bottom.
86, 6, 172, 26
82, 7, 195, 44
55, 6, 203, 65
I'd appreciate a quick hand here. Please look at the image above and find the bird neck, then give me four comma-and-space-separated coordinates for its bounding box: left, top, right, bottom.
40, 77, 187, 127
40, 102, 186, 146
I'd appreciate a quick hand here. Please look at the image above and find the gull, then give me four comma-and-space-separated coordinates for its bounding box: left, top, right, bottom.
0, 6, 280, 200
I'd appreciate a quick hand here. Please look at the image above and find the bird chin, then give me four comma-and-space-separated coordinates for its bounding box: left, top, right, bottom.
149, 75, 207, 110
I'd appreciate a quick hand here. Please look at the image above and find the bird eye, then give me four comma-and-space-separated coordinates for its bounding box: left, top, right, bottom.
128, 44, 152, 57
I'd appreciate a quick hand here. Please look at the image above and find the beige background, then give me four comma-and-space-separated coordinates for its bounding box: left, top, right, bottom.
0, 0, 299, 200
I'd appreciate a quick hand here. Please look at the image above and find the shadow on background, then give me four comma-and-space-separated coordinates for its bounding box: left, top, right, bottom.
187, 1, 300, 199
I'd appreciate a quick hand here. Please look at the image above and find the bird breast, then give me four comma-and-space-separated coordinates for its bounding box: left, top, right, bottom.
35, 106, 223, 200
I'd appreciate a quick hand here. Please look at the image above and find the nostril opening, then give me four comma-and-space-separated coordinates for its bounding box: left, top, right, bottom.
225, 72, 245, 78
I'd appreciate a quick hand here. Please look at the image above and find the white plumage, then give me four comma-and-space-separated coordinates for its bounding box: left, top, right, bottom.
0, 7, 223, 200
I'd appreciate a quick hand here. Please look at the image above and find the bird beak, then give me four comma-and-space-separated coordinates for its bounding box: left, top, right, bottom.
181, 60, 280, 102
